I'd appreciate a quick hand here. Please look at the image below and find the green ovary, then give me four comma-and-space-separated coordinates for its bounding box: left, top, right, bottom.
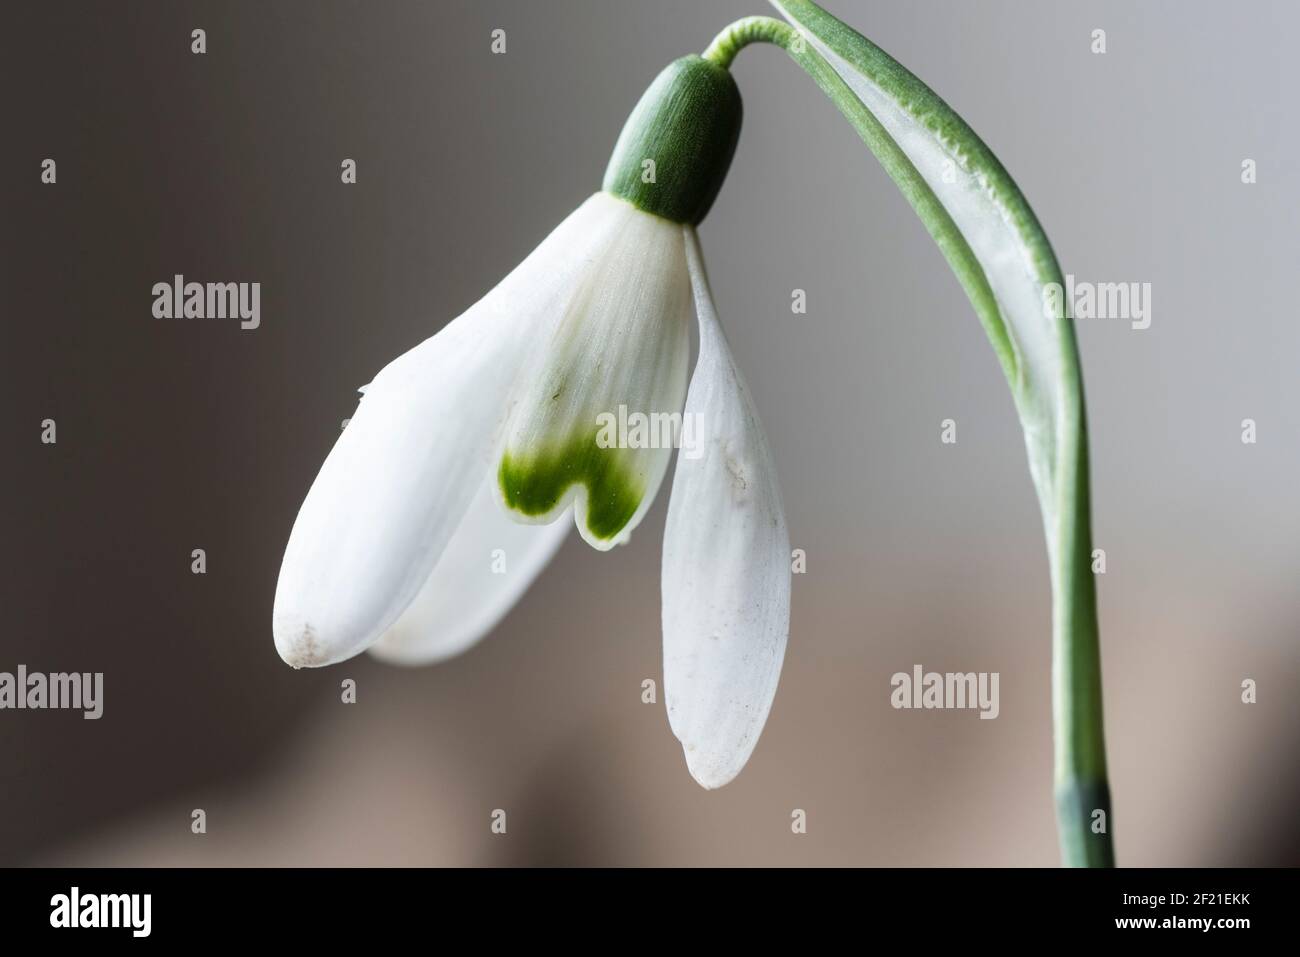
498, 434, 645, 543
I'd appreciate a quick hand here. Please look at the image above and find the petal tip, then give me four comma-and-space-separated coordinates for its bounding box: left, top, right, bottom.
683, 747, 742, 790
273, 618, 335, 669
573, 505, 631, 552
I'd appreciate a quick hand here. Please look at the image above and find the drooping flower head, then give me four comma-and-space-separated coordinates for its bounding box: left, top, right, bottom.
274, 53, 790, 788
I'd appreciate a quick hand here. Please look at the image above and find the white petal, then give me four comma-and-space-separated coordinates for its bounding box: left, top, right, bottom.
273, 194, 620, 668
497, 193, 692, 551
368, 470, 570, 666
662, 230, 791, 789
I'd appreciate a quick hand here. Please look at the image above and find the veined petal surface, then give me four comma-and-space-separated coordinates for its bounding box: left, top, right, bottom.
498, 192, 692, 551
662, 230, 791, 789
273, 194, 619, 668
369, 469, 571, 666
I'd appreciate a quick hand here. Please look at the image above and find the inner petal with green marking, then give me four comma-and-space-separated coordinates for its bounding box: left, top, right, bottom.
500, 434, 645, 544
495, 192, 692, 550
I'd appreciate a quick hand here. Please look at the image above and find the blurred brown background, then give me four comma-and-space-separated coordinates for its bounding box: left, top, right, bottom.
2, 0, 1296, 866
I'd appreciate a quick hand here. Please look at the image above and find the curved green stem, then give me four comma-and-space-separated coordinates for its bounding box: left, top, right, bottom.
702, 16, 795, 68
704, 8, 1112, 866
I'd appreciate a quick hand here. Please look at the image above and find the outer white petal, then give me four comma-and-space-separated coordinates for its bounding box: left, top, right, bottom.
369, 470, 571, 666
497, 193, 692, 552
273, 194, 619, 668
662, 230, 791, 789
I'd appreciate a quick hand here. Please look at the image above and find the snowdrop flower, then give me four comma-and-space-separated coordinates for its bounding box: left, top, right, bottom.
273, 54, 790, 788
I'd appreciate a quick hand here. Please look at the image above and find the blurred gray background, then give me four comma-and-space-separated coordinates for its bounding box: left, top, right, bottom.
2, 0, 1296, 866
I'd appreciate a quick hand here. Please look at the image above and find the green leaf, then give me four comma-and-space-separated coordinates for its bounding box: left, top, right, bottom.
765, 0, 1111, 866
